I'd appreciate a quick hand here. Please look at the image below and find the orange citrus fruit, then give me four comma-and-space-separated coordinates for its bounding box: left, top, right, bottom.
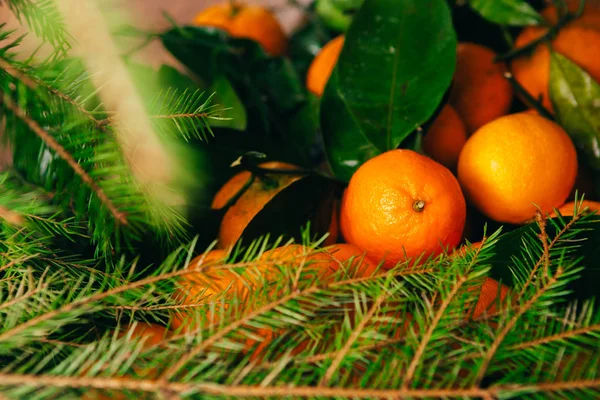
511, 24, 600, 111
471, 276, 510, 320
320, 243, 379, 277
306, 35, 345, 96
172, 243, 378, 362
82, 324, 170, 399
449, 43, 513, 133
192, 2, 287, 56
422, 104, 468, 170
452, 241, 510, 319
549, 200, 600, 217
211, 161, 302, 249
540, 0, 600, 29
340, 149, 466, 268
458, 113, 578, 224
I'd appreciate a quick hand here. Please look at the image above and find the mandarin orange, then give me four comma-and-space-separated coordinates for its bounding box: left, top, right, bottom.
511, 24, 600, 111
212, 161, 302, 249
550, 200, 600, 217
340, 150, 466, 268
449, 43, 513, 133
306, 35, 345, 96
193, 2, 287, 56
458, 113, 577, 224
423, 104, 468, 170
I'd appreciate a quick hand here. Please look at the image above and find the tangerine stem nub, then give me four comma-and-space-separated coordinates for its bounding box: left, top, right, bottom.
413, 200, 426, 212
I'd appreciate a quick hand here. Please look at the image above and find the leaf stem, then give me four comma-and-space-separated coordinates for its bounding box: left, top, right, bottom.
503, 72, 555, 120
495, 5, 583, 63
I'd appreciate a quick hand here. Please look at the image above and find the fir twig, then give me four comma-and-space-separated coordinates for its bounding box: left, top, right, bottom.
2, 373, 600, 398
474, 269, 562, 385
519, 210, 581, 296
0, 93, 128, 225
403, 274, 467, 388
160, 265, 432, 381
510, 322, 600, 351
320, 293, 388, 386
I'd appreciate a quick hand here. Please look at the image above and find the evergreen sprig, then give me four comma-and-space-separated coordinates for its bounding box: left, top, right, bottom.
3, 0, 71, 56
0, 207, 598, 399
0, 23, 225, 257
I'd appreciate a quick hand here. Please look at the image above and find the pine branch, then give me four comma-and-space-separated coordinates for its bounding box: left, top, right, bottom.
519, 211, 581, 295
0, 93, 128, 225
160, 265, 432, 381
320, 293, 388, 386
2, 373, 600, 398
474, 269, 563, 385
403, 274, 467, 388
510, 322, 600, 351
4, 0, 71, 55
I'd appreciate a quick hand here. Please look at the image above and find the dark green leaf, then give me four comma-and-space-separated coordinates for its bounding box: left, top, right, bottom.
157, 66, 246, 131
315, 0, 363, 32
321, 69, 381, 182
208, 76, 247, 131
468, 0, 544, 26
549, 52, 600, 171
240, 175, 340, 245
156, 64, 200, 92
288, 19, 335, 80
320, 0, 456, 179
160, 27, 318, 166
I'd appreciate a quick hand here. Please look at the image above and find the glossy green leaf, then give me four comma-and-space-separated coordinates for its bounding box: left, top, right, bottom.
320, 0, 456, 180
321, 69, 381, 182
315, 0, 363, 32
288, 18, 335, 81
550, 52, 600, 171
468, 0, 544, 26
240, 175, 340, 245
160, 27, 318, 166
208, 76, 247, 131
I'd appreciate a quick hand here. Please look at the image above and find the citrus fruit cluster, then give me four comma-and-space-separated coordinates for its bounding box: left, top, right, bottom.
175, 0, 600, 361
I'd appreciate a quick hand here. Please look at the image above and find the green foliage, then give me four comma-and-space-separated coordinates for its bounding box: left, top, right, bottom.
320, 0, 456, 181
467, 0, 544, 27
315, 0, 364, 32
0, 209, 600, 398
3, 0, 70, 55
160, 27, 319, 167
2, 0, 600, 398
549, 52, 600, 172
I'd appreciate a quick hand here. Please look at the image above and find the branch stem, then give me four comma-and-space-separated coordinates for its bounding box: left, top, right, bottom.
0, 94, 127, 225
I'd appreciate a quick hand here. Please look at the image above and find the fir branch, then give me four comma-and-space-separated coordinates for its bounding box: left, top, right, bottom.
510, 322, 600, 351
4, 0, 71, 54
0, 253, 38, 273
2, 373, 600, 398
474, 268, 562, 385
320, 293, 388, 386
147, 89, 222, 142
160, 265, 432, 381
0, 57, 37, 89
0, 93, 127, 225
403, 274, 467, 388
519, 210, 582, 296
0, 282, 49, 312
